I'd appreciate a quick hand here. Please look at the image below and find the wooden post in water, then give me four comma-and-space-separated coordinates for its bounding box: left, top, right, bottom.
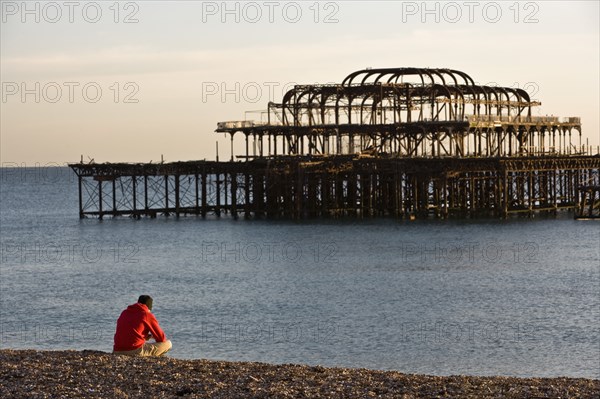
132, 176, 137, 218
201, 170, 207, 218
78, 175, 83, 219
112, 178, 117, 217
231, 172, 238, 220
98, 179, 103, 220
175, 174, 180, 217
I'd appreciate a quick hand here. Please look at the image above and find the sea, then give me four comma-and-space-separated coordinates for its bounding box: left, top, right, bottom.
0, 166, 598, 379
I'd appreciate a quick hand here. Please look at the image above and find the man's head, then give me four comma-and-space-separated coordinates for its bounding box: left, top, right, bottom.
138, 295, 153, 311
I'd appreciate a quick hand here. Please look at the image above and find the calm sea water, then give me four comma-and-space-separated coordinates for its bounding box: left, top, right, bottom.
0, 167, 598, 378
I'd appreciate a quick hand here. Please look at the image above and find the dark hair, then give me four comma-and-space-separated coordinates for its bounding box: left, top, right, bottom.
137, 295, 153, 310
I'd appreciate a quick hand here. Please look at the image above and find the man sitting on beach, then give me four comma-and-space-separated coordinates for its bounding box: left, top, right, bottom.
113, 295, 172, 357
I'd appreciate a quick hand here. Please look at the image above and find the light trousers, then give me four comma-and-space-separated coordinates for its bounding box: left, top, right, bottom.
114, 339, 172, 357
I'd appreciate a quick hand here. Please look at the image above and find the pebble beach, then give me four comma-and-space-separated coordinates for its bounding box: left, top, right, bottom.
1, 349, 598, 398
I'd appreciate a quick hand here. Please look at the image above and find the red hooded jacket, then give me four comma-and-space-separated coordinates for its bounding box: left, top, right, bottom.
113, 303, 167, 351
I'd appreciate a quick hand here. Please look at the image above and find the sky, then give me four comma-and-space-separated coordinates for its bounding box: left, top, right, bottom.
1, 0, 599, 165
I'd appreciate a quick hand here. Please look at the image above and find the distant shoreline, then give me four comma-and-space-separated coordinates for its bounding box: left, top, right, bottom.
1, 349, 598, 398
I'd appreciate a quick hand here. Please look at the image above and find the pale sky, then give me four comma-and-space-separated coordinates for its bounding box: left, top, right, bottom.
1, 0, 599, 165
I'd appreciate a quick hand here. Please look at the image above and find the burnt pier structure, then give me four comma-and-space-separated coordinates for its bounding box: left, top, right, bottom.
70, 68, 600, 219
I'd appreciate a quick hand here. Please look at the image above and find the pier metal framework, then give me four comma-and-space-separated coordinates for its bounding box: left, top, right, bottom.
70, 68, 599, 220
217, 68, 584, 160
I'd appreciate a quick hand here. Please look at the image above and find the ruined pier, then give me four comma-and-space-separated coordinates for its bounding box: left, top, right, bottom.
69, 68, 600, 219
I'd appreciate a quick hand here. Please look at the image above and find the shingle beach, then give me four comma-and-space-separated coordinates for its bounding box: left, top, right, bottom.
1, 350, 598, 398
